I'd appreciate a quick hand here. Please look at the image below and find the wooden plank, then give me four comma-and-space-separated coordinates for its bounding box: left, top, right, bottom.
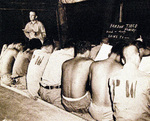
0, 85, 86, 121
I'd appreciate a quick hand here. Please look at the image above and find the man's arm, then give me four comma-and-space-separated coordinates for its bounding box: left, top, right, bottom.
39, 22, 46, 39
89, 63, 93, 82
23, 23, 32, 39
13, 50, 19, 59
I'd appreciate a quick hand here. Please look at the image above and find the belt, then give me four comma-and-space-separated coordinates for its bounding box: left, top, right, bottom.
40, 83, 61, 90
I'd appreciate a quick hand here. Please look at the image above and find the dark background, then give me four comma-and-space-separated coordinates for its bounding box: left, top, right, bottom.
0, 0, 150, 49
0, 0, 58, 48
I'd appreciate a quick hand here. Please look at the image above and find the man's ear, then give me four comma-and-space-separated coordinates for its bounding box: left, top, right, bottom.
139, 48, 144, 57
121, 57, 126, 65
85, 50, 90, 57
35, 16, 38, 19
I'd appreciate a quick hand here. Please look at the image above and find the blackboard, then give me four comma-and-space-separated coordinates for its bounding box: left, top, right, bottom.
104, 23, 138, 40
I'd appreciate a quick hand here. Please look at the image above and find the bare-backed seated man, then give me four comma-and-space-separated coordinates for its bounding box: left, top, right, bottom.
61, 40, 93, 113
89, 41, 125, 121
109, 44, 150, 121
0, 42, 23, 86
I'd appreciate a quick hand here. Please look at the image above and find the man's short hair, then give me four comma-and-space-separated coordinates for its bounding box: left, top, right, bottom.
111, 40, 132, 65
111, 40, 129, 56
42, 39, 54, 47
74, 40, 91, 56
63, 38, 75, 49
28, 38, 42, 50
29, 11, 36, 15
132, 40, 146, 49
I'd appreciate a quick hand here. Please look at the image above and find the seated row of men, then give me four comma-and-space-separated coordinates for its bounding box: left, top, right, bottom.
0, 39, 42, 87
0, 38, 150, 121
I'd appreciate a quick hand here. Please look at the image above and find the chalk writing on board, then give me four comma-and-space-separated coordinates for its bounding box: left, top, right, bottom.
105, 23, 138, 40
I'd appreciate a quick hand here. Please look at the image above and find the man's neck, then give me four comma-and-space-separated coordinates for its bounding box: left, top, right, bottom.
41, 47, 53, 53
109, 53, 118, 60
124, 61, 139, 70
76, 53, 87, 58
31, 20, 37, 24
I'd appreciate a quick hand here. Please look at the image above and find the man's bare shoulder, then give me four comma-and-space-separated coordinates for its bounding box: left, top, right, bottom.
86, 58, 94, 62
92, 59, 107, 65
64, 58, 93, 69
109, 68, 123, 79
6, 48, 18, 54
90, 59, 114, 69
62, 58, 74, 67
90, 60, 103, 70
81, 58, 94, 66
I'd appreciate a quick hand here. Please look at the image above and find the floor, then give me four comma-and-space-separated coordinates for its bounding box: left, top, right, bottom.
0, 84, 95, 121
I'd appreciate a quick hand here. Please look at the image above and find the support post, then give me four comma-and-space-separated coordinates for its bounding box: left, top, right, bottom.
57, 0, 68, 48
119, 2, 123, 23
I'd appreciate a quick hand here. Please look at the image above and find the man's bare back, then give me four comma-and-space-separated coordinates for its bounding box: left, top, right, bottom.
0, 48, 19, 86
89, 41, 126, 121
90, 57, 122, 106
61, 40, 93, 113
62, 57, 93, 98
1, 48, 19, 75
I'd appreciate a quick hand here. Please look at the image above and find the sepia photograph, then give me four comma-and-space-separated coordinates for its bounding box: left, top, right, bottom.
0, 0, 150, 121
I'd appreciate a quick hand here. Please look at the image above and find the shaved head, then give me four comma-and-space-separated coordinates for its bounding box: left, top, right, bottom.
123, 45, 140, 65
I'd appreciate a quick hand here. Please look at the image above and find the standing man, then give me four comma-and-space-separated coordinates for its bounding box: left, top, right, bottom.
89, 42, 125, 121
61, 40, 93, 113
109, 44, 150, 120
23, 11, 46, 44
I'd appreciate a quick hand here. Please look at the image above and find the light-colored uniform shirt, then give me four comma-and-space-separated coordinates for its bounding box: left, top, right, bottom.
12, 51, 32, 78
139, 56, 150, 73
109, 64, 150, 121
26, 49, 50, 97
24, 20, 46, 44
41, 48, 74, 86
